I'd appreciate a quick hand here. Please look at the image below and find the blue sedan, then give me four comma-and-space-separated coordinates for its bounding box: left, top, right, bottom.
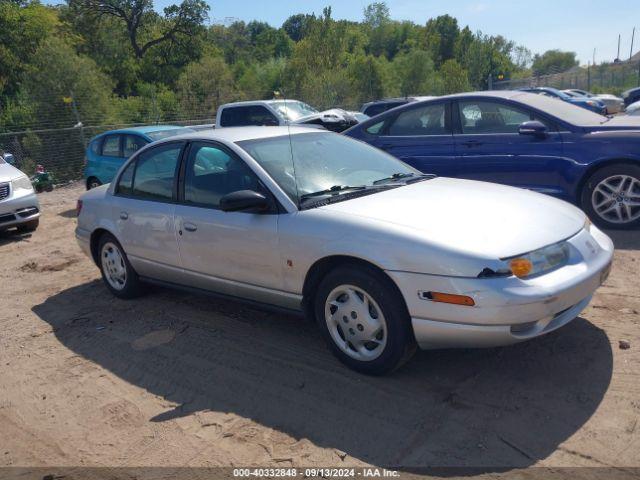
84, 125, 194, 189
520, 87, 607, 114
344, 91, 640, 229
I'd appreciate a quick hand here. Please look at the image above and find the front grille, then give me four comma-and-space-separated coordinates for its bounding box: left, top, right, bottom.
0, 183, 9, 201
0, 213, 16, 224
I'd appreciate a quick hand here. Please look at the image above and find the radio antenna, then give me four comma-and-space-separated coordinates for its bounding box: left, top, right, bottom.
276, 89, 301, 207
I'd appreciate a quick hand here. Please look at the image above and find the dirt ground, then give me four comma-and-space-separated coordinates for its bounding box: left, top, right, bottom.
0, 183, 639, 476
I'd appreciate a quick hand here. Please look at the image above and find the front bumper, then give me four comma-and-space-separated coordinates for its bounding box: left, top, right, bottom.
0, 183, 41, 230
387, 226, 613, 349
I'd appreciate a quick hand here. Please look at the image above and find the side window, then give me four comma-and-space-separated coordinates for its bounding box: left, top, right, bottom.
184, 143, 262, 209
366, 120, 385, 135
220, 106, 279, 127
116, 161, 135, 196
458, 101, 540, 134
123, 135, 147, 158
89, 139, 100, 154
387, 104, 448, 136
101, 135, 121, 157
131, 143, 182, 201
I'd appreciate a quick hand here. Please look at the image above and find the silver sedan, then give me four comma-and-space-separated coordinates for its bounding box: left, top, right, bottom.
76, 127, 614, 374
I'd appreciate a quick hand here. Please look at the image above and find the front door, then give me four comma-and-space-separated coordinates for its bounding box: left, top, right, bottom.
453, 99, 569, 199
173, 142, 283, 305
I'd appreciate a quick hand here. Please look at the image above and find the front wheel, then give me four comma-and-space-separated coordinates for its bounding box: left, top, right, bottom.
314, 265, 416, 375
98, 233, 143, 299
581, 164, 640, 230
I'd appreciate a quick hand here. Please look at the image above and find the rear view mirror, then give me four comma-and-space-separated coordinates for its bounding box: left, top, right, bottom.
519, 120, 548, 137
220, 190, 270, 213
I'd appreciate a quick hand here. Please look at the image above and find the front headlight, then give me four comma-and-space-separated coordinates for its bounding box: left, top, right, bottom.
12, 175, 34, 192
504, 241, 571, 278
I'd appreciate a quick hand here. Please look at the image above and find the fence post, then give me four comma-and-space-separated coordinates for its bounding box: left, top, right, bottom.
487, 73, 493, 90
70, 91, 86, 148
587, 64, 591, 90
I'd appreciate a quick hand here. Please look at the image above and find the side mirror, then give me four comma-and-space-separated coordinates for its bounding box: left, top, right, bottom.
519, 120, 548, 137
220, 190, 270, 213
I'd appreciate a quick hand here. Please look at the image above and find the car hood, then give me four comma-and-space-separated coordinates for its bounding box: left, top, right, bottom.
294, 108, 357, 124
317, 177, 585, 259
0, 162, 28, 182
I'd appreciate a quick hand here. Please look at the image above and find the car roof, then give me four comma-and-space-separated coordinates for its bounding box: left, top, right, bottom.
220, 99, 305, 107
97, 125, 187, 136
163, 126, 327, 144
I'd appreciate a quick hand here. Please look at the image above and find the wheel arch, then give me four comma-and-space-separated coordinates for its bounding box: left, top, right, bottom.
86, 176, 100, 190
577, 158, 640, 201
89, 227, 117, 266
301, 255, 408, 320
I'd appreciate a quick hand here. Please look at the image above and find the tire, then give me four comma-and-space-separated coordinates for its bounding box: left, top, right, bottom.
314, 264, 416, 375
581, 164, 640, 230
17, 218, 39, 233
97, 233, 144, 299
87, 177, 102, 190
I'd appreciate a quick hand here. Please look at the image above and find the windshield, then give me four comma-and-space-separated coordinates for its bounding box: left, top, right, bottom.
514, 92, 607, 125
146, 128, 195, 141
272, 101, 318, 121
237, 132, 419, 205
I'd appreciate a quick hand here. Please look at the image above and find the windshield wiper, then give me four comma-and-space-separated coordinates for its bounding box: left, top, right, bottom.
299, 185, 367, 201
373, 172, 434, 185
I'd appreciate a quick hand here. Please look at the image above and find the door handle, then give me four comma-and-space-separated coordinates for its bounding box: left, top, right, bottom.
119, 211, 128, 220
183, 222, 197, 232
462, 140, 483, 147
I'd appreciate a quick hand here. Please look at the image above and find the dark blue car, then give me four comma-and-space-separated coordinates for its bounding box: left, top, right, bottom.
344, 91, 640, 229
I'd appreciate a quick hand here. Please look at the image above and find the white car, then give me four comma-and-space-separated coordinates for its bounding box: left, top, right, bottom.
626, 100, 640, 116
216, 100, 360, 132
76, 127, 614, 374
0, 158, 40, 233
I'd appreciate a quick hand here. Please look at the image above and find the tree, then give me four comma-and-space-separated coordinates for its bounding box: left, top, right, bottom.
70, 0, 209, 59
347, 54, 385, 104
532, 49, 578, 75
392, 49, 442, 96
363, 2, 390, 29
439, 59, 470, 94
176, 55, 235, 118
281, 13, 314, 42
424, 14, 459, 66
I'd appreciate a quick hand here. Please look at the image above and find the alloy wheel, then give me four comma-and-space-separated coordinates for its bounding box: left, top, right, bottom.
591, 174, 640, 224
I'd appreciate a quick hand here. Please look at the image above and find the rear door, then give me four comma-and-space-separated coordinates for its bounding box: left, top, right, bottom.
453, 98, 569, 198
219, 105, 280, 127
368, 101, 456, 176
111, 141, 185, 282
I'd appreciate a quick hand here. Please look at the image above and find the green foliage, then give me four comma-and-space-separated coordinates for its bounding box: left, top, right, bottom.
532, 49, 578, 75
176, 55, 235, 118
440, 59, 471, 94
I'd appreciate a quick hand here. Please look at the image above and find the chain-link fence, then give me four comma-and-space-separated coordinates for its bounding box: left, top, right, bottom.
0, 89, 218, 184
493, 61, 640, 94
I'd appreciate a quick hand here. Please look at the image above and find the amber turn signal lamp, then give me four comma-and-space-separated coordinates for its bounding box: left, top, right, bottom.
510, 258, 533, 278
425, 291, 475, 306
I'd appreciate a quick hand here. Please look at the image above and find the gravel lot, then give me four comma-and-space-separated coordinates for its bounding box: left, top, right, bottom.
0, 183, 639, 475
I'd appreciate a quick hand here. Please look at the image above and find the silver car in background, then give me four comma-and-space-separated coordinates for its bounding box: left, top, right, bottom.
76, 127, 613, 374
0, 158, 40, 233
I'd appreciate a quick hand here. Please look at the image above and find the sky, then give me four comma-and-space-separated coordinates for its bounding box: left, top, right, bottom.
45, 0, 640, 65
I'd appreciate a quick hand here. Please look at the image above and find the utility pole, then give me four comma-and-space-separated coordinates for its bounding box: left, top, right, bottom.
615, 34, 621, 62
631, 27, 636, 60
593, 48, 596, 66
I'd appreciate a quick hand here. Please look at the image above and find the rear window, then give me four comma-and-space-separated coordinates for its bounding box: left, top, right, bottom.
220, 106, 279, 127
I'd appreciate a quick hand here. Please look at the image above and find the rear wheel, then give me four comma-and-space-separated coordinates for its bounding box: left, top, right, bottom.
581, 164, 640, 230
314, 265, 416, 375
98, 233, 143, 299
